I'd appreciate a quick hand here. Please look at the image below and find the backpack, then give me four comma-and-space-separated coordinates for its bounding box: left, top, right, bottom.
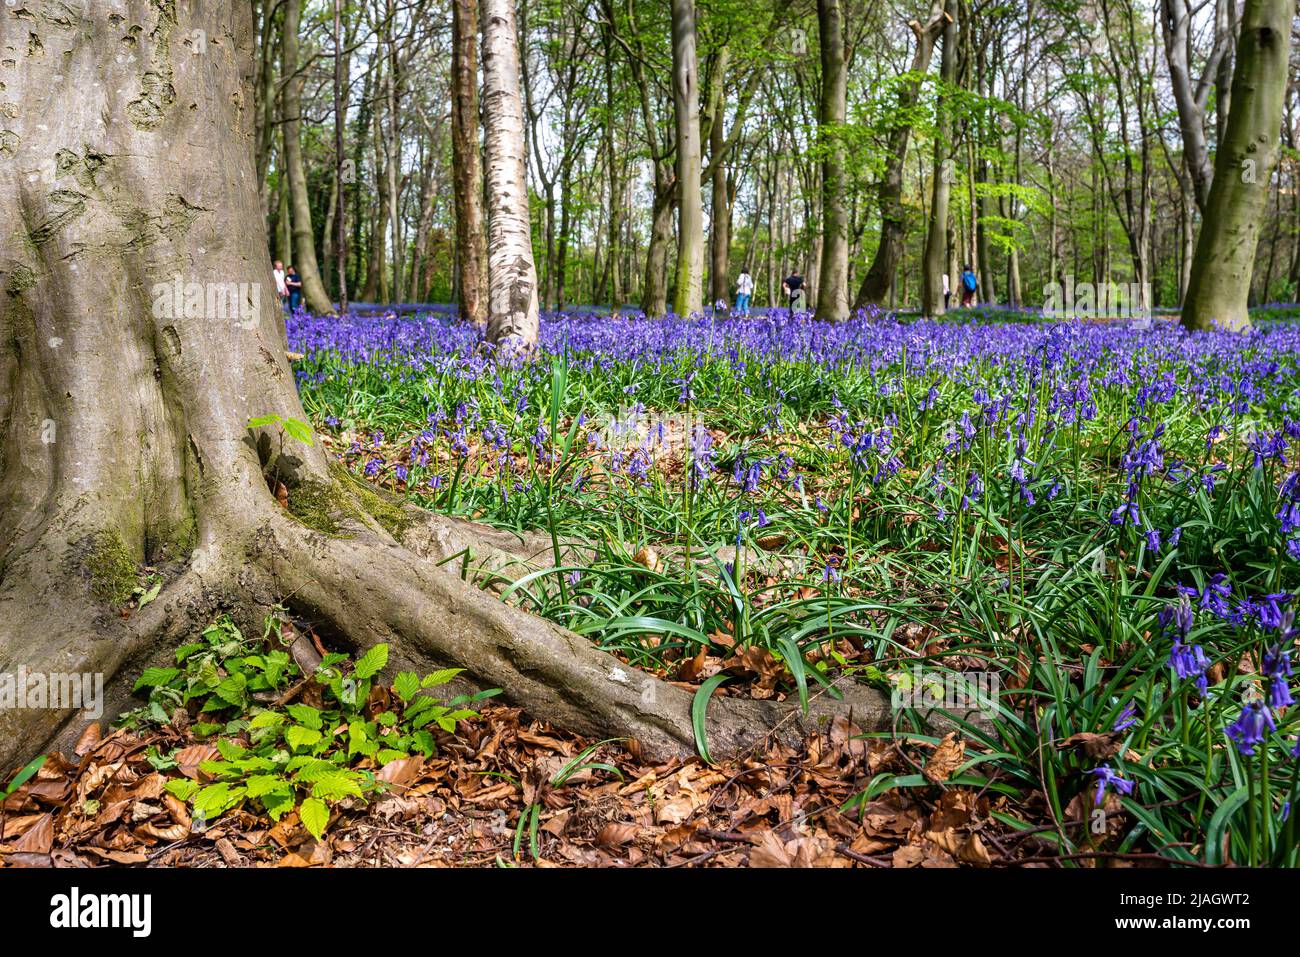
962, 271, 977, 293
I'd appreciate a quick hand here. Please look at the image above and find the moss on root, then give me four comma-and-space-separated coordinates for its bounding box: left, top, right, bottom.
330, 461, 412, 538
88, 531, 138, 606
284, 462, 414, 539
286, 479, 355, 536
147, 517, 197, 565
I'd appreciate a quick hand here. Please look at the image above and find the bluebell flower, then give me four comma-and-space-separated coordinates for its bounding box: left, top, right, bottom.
1089, 765, 1135, 806
1225, 701, 1276, 756
1113, 703, 1137, 732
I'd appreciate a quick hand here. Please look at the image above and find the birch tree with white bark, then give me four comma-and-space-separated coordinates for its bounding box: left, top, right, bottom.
481, 0, 540, 347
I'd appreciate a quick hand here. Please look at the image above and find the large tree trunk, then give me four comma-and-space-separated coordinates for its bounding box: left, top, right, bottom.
480, 0, 539, 347
452, 0, 489, 326
0, 0, 895, 778
281, 0, 334, 313
814, 0, 850, 321
851, 3, 946, 312
670, 0, 704, 317
1182, 0, 1291, 332
921, 0, 957, 317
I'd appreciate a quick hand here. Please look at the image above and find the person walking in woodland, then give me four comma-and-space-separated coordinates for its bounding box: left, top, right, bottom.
273, 260, 287, 307
735, 268, 755, 316
960, 264, 978, 307
285, 265, 303, 312
942, 271, 951, 310
783, 269, 806, 314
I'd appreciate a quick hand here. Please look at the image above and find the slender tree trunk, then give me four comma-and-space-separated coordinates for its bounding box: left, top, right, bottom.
921, 0, 957, 317
333, 0, 350, 312
275, 172, 293, 265
383, 2, 404, 304
1182, 0, 1291, 332
1214, 0, 1236, 145
603, 30, 625, 311
452, 0, 489, 325
642, 166, 676, 317
362, 94, 390, 302
481, 0, 539, 346
1160, 0, 1228, 212
281, 0, 333, 313
254, 0, 278, 220
814, 0, 850, 321
322, 171, 338, 295
671, 0, 704, 317
704, 45, 731, 306
852, 3, 946, 310
708, 86, 732, 307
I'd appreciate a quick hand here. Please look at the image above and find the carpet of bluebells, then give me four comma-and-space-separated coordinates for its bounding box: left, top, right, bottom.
288, 308, 1300, 865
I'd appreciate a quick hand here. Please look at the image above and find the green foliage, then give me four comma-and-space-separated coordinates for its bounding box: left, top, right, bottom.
125, 613, 491, 840
3, 755, 47, 799
514, 738, 624, 860
247, 412, 315, 448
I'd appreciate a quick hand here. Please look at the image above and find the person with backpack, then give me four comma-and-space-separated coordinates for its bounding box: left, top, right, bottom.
960, 265, 978, 307
735, 268, 755, 316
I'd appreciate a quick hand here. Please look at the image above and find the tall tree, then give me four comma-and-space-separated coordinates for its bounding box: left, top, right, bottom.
851, 1, 947, 311
452, 0, 489, 325
706, 45, 733, 307
814, 0, 849, 321
481, 0, 540, 346
281, 0, 334, 313
332, 0, 349, 313
1159, 0, 1232, 213
1182, 0, 1292, 331
921, 0, 957, 317
671, 0, 705, 317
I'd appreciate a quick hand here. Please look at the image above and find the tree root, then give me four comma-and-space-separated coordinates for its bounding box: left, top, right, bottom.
263, 513, 897, 763
2, 505, 920, 773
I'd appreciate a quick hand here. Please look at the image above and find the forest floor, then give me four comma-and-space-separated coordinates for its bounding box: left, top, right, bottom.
3, 702, 1059, 868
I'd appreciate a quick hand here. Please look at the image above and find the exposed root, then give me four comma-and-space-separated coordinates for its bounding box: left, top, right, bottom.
261, 512, 897, 763
2, 496, 926, 772
398, 507, 590, 581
